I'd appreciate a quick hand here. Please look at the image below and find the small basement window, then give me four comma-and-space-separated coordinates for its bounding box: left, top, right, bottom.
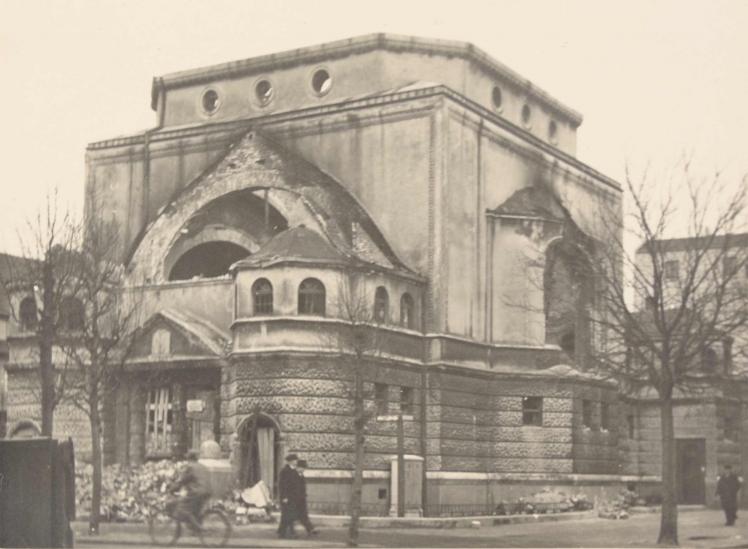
522, 396, 543, 426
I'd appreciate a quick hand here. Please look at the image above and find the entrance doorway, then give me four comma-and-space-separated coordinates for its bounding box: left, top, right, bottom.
676, 438, 706, 504
238, 413, 281, 497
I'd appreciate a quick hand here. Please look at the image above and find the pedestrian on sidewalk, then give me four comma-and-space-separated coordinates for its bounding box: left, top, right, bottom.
715, 464, 743, 526
277, 453, 300, 539
295, 460, 319, 537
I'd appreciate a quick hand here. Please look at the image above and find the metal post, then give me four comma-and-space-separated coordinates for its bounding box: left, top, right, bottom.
397, 412, 405, 517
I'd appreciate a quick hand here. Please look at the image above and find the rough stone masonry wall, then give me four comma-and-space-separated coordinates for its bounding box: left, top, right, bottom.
430, 369, 619, 475
222, 354, 424, 471
5, 368, 91, 457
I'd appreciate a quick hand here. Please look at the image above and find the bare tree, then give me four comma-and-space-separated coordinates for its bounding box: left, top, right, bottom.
58, 211, 142, 535
591, 163, 748, 545
1, 190, 80, 436
320, 276, 386, 547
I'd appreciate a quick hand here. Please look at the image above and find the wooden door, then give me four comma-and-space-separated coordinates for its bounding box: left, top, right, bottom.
676, 438, 706, 504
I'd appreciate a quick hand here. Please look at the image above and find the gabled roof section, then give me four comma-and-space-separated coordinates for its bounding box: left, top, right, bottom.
136, 309, 228, 358
126, 130, 413, 282
488, 185, 567, 221
636, 232, 748, 254
232, 226, 347, 270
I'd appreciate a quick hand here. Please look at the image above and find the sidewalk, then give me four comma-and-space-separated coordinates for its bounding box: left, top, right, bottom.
72, 510, 596, 547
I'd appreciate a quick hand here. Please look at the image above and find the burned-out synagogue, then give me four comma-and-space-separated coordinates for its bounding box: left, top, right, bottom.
1, 34, 746, 514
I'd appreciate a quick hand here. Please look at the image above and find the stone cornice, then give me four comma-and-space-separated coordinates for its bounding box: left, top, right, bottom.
88, 85, 621, 192
150, 33, 583, 125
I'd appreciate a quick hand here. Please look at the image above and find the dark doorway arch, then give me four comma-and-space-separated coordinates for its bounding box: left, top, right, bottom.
237, 412, 282, 496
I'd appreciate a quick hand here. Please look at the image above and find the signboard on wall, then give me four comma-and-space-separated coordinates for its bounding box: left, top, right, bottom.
186, 399, 205, 413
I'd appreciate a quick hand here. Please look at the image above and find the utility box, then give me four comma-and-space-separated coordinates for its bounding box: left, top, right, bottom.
0, 437, 75, 548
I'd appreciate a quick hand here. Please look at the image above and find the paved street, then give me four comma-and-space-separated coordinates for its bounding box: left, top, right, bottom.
75, 509, 747, 548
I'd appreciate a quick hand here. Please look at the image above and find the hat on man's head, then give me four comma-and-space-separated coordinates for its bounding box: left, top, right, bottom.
285, 453, 299, 462
297, 459, 308, 468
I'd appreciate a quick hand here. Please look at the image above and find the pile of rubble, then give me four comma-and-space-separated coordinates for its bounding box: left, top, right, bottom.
597, 488, 637, 520
75, 461, 276, 524
494, 488, 593, 515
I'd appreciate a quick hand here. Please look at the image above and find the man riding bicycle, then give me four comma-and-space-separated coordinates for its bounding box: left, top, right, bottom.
170, 449, 211, 532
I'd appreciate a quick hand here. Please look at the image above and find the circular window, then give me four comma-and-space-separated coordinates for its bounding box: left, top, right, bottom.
255, 79, 273, 105
202, 89, 220, 115
521, 104, 532, 127
548, 120, 558, 143
491, 86, 503, 111
311, 68, 332, 96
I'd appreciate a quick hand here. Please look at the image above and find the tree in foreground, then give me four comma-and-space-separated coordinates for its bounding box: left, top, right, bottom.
59, 209, 141, 535
1, 190, 80, 436
592, 164, 748, 545
321, 278, 385, 547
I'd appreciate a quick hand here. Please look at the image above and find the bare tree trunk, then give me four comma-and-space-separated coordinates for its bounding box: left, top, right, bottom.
39, 260, 55, 436
657, 396, 678, 546
89, 389, 103, 535
347, 358, 365, 547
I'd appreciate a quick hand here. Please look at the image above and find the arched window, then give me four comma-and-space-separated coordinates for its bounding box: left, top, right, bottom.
374, 286, 389, 323
298, 278, 325, 316
19, 296, 38, 332
60, 296, 84, 331
400, 293, 415, 329
252, 278, 273, 315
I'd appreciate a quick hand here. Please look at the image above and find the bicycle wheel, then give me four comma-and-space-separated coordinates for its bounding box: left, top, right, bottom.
148, 512, 181, 546
199, 509, 232, 548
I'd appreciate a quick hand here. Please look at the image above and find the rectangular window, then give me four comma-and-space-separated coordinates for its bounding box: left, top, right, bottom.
146, 387, 175, 456
400, 386, 414, 415
522, 397, 543, 426
601, 402, 610, 430
723, 256, 737, 277
627, 414, 635, 438
582, 399, 594, 429
375, 383, 388, 416
664, 260, 679, 280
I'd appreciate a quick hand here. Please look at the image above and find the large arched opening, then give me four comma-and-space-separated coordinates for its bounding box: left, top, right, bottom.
544, 238, 595, 366
237, 412, 283, 495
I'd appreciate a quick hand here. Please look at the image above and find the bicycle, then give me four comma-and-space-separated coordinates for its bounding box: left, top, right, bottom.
147, 497, 232, 547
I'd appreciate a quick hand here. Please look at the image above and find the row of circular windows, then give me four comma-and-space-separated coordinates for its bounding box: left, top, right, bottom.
200, 68, 333, 114
199, 71, 560, 144
491, 86, 559, 143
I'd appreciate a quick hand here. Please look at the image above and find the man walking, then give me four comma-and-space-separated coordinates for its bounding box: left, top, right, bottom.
295, 460, 319, 536
716, 465, 743, 526
277, 453, 301, 539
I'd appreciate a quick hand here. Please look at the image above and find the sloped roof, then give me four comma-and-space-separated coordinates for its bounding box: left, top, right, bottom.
232, 226, 347, 270
636, 232, 748, 254
0, 252, 38, 284
139, 309, 228, 357
489, 185, 566, 221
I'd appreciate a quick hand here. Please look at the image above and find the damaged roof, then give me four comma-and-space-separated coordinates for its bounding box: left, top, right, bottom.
232, 226, 347, 270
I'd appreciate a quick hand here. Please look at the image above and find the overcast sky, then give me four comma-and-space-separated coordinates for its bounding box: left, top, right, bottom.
1, 0, 747, 255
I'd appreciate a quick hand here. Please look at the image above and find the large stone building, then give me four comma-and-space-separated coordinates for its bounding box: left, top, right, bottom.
2, 34, 745, 513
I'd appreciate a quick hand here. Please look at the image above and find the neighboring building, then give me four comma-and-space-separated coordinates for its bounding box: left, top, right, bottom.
0, 281, 9, 437
627, 234, 748, 507
7, 34, 740, 514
